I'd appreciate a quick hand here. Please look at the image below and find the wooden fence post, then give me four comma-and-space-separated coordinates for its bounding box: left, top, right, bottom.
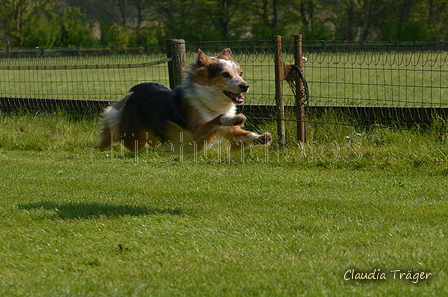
274, 35, 286, 148
294, 34, 306, 143
166, 39, 186, 89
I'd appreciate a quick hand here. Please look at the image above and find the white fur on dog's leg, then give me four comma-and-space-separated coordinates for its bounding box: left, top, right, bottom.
241, 132, 272, 145
256, 132, 272, 145
230, 132, 259, 144
220, 114, 246, 126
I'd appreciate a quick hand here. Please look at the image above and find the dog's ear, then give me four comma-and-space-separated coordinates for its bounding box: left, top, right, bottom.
196, 49, 210, 66
219, 48, 232, 60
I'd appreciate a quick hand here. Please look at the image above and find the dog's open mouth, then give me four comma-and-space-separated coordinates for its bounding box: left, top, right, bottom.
224, 91, 244, 104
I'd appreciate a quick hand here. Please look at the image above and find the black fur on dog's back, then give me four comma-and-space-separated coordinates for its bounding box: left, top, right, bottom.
98, 82, 191, 152
119, 83, 187, 140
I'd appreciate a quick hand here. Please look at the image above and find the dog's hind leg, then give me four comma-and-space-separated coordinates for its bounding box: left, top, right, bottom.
121, 133, 148, 153
98, 127, 113, 151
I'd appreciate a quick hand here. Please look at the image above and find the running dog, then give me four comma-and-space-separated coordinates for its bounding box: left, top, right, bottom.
98, 48, 272, 155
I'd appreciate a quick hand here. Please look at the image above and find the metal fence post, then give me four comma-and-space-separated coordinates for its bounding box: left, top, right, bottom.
294, 34, 306, 143
274, 35, 286, 148
165, 39, 186, 89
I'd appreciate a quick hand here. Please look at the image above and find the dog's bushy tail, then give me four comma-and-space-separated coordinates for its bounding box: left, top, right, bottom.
98, 93, 130, 150
98, 106, 116, 150
98, 106, 121, 150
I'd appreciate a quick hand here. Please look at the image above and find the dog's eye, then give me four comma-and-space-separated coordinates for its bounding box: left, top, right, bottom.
240, 72, 243, 77
221, 72, 231, 78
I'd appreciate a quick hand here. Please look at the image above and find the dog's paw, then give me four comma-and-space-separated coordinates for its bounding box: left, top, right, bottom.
255, 132, 272, 145
221, 114, 247, 126
233, 114, 247, 126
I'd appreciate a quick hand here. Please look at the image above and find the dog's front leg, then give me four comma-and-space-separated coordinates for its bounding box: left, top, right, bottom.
217, 114, 272, 148
195, 114, 245, 137
219, 114, 247, 126
220, 126, 272, 152
191, 114, 246, 152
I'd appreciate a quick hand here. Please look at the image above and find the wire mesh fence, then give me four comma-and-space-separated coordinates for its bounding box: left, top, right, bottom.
0, 45, 169, 100
304, 41, 448, 107
0, 39, 447, 133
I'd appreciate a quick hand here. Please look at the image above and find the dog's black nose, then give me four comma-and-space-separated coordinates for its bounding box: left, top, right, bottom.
239, 83, 249, 92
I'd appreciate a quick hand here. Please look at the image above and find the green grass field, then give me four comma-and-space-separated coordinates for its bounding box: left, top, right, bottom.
1, 51, 447, 107
0, 115, 447, 296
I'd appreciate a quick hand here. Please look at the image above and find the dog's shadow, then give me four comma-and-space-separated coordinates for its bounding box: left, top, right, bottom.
18, 202, 182, 219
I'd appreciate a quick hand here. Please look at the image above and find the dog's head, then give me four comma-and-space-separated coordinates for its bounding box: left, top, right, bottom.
187, 48, 249, 105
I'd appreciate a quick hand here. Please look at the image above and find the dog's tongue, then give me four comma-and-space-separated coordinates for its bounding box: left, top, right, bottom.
231, 92, 244, 102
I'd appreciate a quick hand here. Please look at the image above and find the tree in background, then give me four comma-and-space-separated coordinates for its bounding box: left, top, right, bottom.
58, 7, 95, 47
198, 0, 244, 40
146, 0, 214, 41
21, 1, 62, 47
22, 14, 60, 47
241, 0, 285, 39
0, 0, 447, 48
426, 0, 448, 39
282, 0, 334, 40
0, 0, 95, 47
375, 0, 445, 41
0, 0, 43, 47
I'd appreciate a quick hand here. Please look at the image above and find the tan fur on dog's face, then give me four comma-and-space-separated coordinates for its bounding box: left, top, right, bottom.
189, 49, 249, 105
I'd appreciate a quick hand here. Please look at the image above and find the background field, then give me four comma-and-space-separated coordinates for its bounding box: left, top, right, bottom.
0, 115, 447, 296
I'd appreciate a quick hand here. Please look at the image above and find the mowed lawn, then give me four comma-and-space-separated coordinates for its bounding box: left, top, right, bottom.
0, 115, 447, 296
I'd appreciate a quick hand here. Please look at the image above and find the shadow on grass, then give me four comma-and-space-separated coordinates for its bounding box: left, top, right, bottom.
18, 202, 183, 219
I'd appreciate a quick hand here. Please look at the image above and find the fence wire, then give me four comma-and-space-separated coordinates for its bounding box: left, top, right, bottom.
0, 45, 170, 101
0, 40, 447, 131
